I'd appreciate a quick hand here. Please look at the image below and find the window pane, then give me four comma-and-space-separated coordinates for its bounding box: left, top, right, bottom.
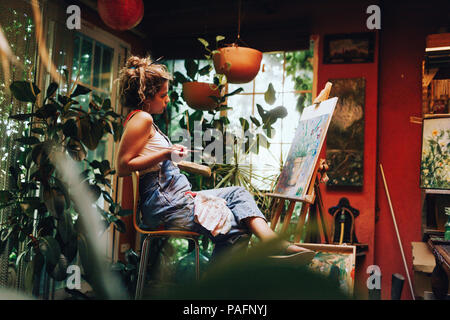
254, 52, 284, 93
284, 50, 314, 92
226, 94, 253, 131
93, 43, 101, 87
101, 45, 113, 91
79, 36, 93, 85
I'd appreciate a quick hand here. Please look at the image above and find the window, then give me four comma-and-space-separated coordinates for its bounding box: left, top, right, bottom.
166, 40, 315, 190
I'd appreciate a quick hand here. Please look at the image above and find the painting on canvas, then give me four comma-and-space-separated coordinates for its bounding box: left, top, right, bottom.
326, 78, 365, 187
299, 243, 356, 296
420, 115, 450, 190
273, 97, 338, 200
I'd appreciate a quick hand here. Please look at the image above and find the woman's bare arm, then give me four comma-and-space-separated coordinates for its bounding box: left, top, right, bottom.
116, 112, 170, 177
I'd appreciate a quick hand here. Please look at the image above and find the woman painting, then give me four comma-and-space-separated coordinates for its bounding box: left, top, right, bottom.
115, 55, 313, 261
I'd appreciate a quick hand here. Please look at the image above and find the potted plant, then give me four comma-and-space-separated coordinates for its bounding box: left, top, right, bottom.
173, 59, 223, 111
0, 73, 130, 298
199, 35, 262, 84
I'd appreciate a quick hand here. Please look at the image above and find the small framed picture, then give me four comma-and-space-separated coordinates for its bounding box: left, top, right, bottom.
323, 33, 375, 64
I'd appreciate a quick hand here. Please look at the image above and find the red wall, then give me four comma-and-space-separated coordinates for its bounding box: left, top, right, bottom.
310, 1, 380, 298
314, 0, 449, 300
374, 1, 447, 300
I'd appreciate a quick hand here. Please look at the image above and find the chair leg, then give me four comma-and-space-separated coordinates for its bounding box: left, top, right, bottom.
193, 237, 200, 281
135, 235, 151, 300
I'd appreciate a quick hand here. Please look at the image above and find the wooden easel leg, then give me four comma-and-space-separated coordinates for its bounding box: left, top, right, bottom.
270, 198, 284, 231
280, 201, 296, 235
293, 202, 310, 243
305, 201, 320, 243
315, 184, 330, 243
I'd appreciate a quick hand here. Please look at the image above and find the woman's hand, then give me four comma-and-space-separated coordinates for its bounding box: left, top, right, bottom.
168, 144, 189, 162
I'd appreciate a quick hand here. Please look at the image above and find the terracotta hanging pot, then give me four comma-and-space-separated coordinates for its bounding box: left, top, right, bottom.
213, 45, 262, 84
182, 82, 222, 111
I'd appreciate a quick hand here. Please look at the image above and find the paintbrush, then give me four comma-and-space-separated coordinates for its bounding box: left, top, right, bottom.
151, 146, 202, 153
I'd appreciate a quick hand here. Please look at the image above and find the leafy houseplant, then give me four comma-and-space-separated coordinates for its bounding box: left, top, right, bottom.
0, 75, 131, 296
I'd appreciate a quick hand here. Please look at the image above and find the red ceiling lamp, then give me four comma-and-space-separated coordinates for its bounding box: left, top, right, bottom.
97, 0, 144, 31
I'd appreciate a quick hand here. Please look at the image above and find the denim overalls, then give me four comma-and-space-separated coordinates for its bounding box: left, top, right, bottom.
139, 124, 267, 255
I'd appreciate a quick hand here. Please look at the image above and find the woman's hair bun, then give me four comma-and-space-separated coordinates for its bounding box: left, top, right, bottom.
117, 55, 172, 109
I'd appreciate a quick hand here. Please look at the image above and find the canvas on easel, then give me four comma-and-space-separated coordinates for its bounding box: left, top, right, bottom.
271, 97, 338, 201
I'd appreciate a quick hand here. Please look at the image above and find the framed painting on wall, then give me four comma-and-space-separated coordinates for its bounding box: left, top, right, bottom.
420, 114, 450, 190
297, 243, 356, 296
326, 78, 366, 187
323, 32, 375, 64
271, 97, 338, 201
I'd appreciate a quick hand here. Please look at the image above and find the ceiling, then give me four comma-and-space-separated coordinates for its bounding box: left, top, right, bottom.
75, 0, 313, 58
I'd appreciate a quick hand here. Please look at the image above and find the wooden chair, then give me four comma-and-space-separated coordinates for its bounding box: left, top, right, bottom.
131, 170, 201, 300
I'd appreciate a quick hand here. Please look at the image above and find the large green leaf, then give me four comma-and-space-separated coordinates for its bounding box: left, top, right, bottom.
266, 106, 288, 119
8, 113, 35, 121
43, 187, 65, 217
49, 254, 69, 281
185, 59, 198, 81
70, 84, 91, 98
80, 117, 103, 150
66, 138, 87, 162
45, 82, 58, 100
58, 210, 74, 244
62, 119, 78, 138
38, 236, 61, 267
264, 83, 276, 105
173, 71, 188, 84
35, 103, 58, 119
15, 136, 40, 146
10, 81, 41, 103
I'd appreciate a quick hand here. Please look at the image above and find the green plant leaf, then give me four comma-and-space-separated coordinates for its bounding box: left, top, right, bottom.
63, 119, 78, 138
31, 127, 45, 135
113, 219, 126, 233
185, 59, 199, 81
15, 136, 40, 145
224, 87, 244, 98
264, 83, 276, 105
45, 82, 58, 100
10, 81, 40, 103
35, 103, 58, 119
89, 184, 102, 201
198, 64, 212, 76
198, 38, 209, 49
239, 117, 249, 132
117, 209, 133, 217
70, 84, 91, 98
173, 71, 189, 84
216, 35, 225, 43
267, 106, 288, 119
8, 113, 35, 121
49, 254, 69, 281
38, 236, 61, 267
80, 117, 103, 150
43, 187, 65, 217
250, 116, 261, 127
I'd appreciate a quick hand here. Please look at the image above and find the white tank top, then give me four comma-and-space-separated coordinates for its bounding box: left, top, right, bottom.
139, 124, 172, 173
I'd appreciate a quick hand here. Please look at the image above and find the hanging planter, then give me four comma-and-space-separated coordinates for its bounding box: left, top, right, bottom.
97, 0, 144, 31
182, 82, 222, 111
212, 45, 262, 84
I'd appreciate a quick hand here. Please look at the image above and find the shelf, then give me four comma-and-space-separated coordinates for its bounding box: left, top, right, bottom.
423, 189, 450, 195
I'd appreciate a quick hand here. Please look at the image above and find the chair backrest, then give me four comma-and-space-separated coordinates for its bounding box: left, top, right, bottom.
131, 171, 142, 233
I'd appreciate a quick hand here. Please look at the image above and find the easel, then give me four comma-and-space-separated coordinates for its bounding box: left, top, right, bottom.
266, 83, 334, 243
